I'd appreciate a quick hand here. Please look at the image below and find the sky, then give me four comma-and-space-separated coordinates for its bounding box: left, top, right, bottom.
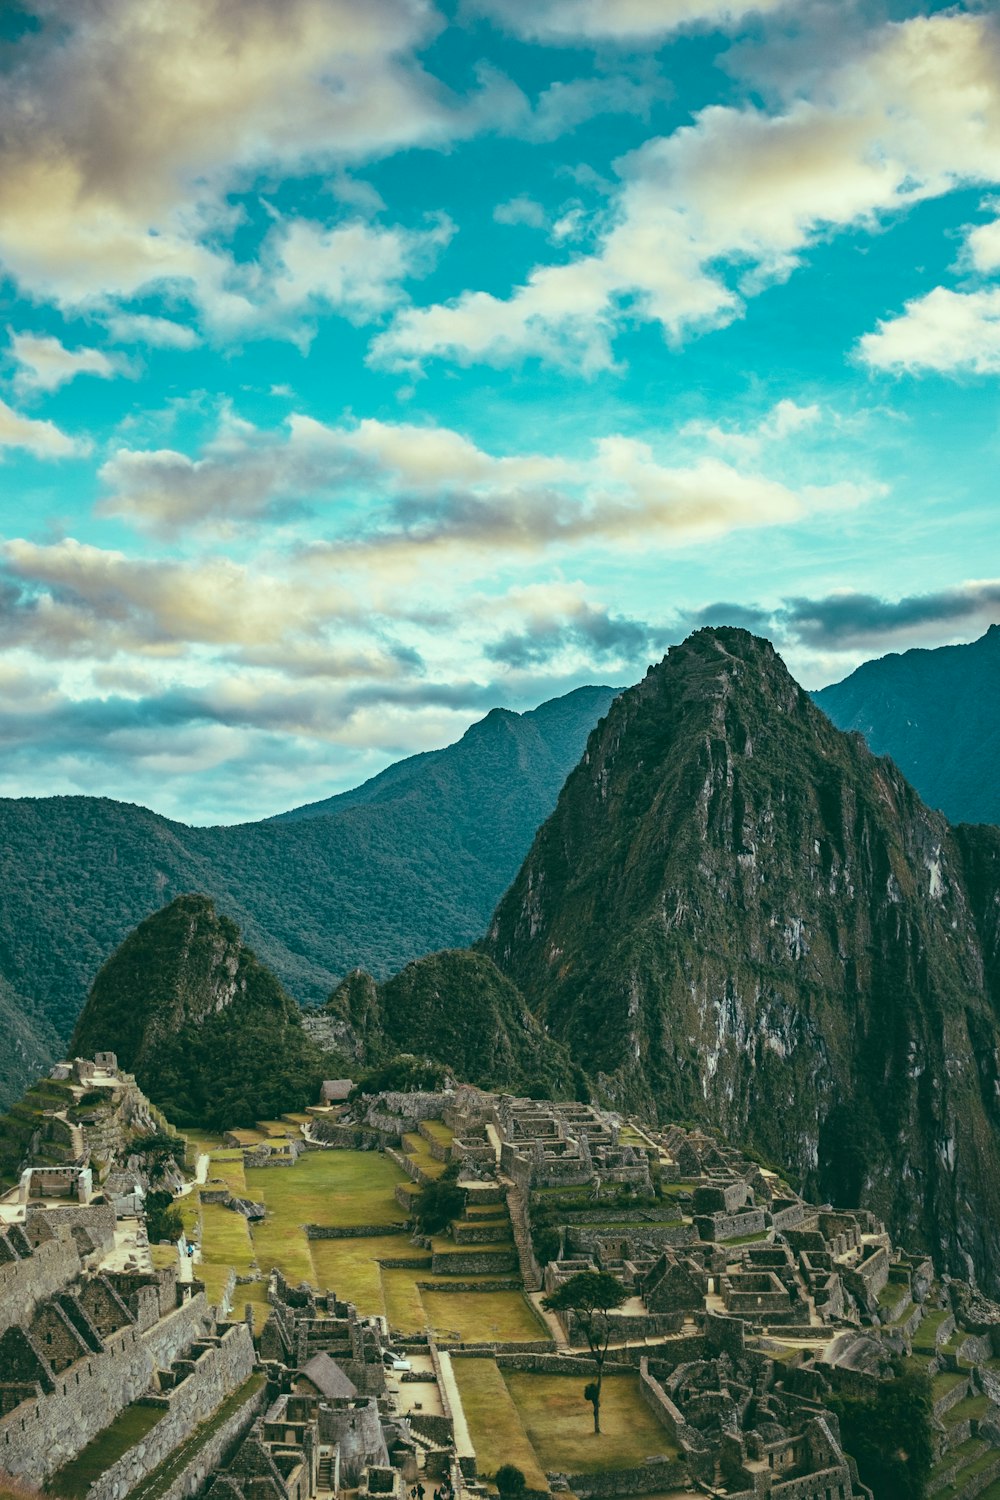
0, 0, 998, 825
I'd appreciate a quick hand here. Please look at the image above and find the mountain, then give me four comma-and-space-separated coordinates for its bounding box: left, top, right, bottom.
0, 683, 616, 1103
70, 894, 332, 1128
481, 627, 1000, 1291
814, 624, 1000, 826
0, 977, 62, 1113
310, 950, 577, 1096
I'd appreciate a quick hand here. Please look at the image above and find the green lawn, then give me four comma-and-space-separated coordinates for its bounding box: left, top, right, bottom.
453, 1359, 548, 1489
309, 1233, 414, 1316
420, 1290, 548, 1344
246, 1149, 407, 1228
503, 1372, 677, 1474
249, 1216, 314, 1287
47, 1402, 166, 1498
382, 1266, 429, 1333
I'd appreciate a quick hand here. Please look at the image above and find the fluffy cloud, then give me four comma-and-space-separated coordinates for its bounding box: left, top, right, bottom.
9, 333, 126, 394
0, 538, 363, 657
103, 314, 201, 349
374, 12, 1000, 371
98, 413, 879, 552
0, 0, 491, 318
681, 399, 822, 456
0, 399, 87, 458
476, 0, 791, 41
857, 286, 1000, 375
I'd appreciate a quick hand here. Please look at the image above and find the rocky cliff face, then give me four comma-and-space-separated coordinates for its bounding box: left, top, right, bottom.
482, 627, 1000, 1290
71, 894, 330, 1128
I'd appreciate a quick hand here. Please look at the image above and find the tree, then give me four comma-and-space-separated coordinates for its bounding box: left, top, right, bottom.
542, 1270, 628, 1433
495, 1465, 526, 1497
413, 1161, 466, 1235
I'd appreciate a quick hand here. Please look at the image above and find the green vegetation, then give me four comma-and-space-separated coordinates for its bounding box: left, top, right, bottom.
128, 1372, 266, 1500
413, 1161, 466, 1232
0, 685, 615, 1106
503, 1372, 677, 1474
828, 1363, 933, 1500
47, 1402, 166, 1498
542, 1271, 628, 1434
350, 1055, 452, 1098
145, 1189, 184, 1245
495, 1465, 527, 1497
452, 1359, 548, 1490
70, 896, 337, 1128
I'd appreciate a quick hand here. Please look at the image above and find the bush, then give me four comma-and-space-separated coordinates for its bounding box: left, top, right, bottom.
413, 1161, 466, 1234
145, 1189, 184, 1244
495, 1466, 526, 1496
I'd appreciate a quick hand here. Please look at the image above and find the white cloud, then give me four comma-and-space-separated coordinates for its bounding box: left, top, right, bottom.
104, 314, 201, 349
967, 216, 1000, 276
0, 398, 87, 458
9, 332, 126, 394
267, 213, 454, 324
477, 0, 791, 42
857, 286, 1000, 375
0, 0, 494, 319
682, 398, 822, 456
494, 197, 547, 229
97, 412, 880, 561
374, 12, 1000, 372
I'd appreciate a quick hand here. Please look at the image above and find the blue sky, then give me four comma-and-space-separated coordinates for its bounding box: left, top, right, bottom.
0, 0, 998, 823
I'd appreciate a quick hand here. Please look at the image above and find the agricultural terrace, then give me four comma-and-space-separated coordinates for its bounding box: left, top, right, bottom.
454, 1364, 677, 1482
190, 1137, 547, 1343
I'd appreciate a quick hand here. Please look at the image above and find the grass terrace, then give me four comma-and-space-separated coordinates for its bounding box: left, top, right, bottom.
913, 1305, 952, 1353
246, 1149, 407, 1229
309, 1233, 415, 1314
420, 1289, 547, 1344
503, 1371, 678, 1474
127, 1372, 266, 1500
453, 1359, 548, 1490
401, 1131, 446, 1180
420, 1120, 454, 1146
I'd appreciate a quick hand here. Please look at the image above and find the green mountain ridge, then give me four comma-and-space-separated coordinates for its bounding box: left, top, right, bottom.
814, 623, 1000, 826
313, 949, 577, 1096
70, 894, 331, 1128
477, 627, 1000, 1292
0, 683, 616, 1105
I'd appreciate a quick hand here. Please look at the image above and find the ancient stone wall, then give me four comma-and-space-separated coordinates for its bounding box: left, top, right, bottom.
564, 1456, 690, 1496
83, 1324, 256, 1500
0, 1292, 210, 1483
154, 1372, 269, 1500
0, 1225, 83, 1336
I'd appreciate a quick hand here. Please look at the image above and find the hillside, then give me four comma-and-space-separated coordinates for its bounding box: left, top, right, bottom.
814, 624, 1000, 825
0, 683, 616, 1101
480, 627, 1000, 1291
311, 949, 577, 1096
70, 894, 332, 1128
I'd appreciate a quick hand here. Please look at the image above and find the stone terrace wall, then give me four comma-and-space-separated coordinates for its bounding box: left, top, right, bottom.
153, 1371, 268, 1500
0, 1225, 83, 1336
565, 1456, 690, 1497
84, 1323, 255, 1500
0, 1292, 210, 1483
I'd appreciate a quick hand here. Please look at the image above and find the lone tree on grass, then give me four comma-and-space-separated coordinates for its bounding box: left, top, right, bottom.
542, 1270, 628, 1433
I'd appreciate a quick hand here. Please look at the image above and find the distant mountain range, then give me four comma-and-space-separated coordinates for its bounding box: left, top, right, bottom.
815, 624, 1000, 826
0, 684, 616, 1106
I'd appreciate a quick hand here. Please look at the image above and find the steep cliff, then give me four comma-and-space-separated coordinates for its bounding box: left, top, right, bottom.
482, 627, 1000, 1289
70, 894, 332, 1127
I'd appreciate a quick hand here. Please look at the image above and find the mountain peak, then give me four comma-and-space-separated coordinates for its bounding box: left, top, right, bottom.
483, 629, 1000, 1289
